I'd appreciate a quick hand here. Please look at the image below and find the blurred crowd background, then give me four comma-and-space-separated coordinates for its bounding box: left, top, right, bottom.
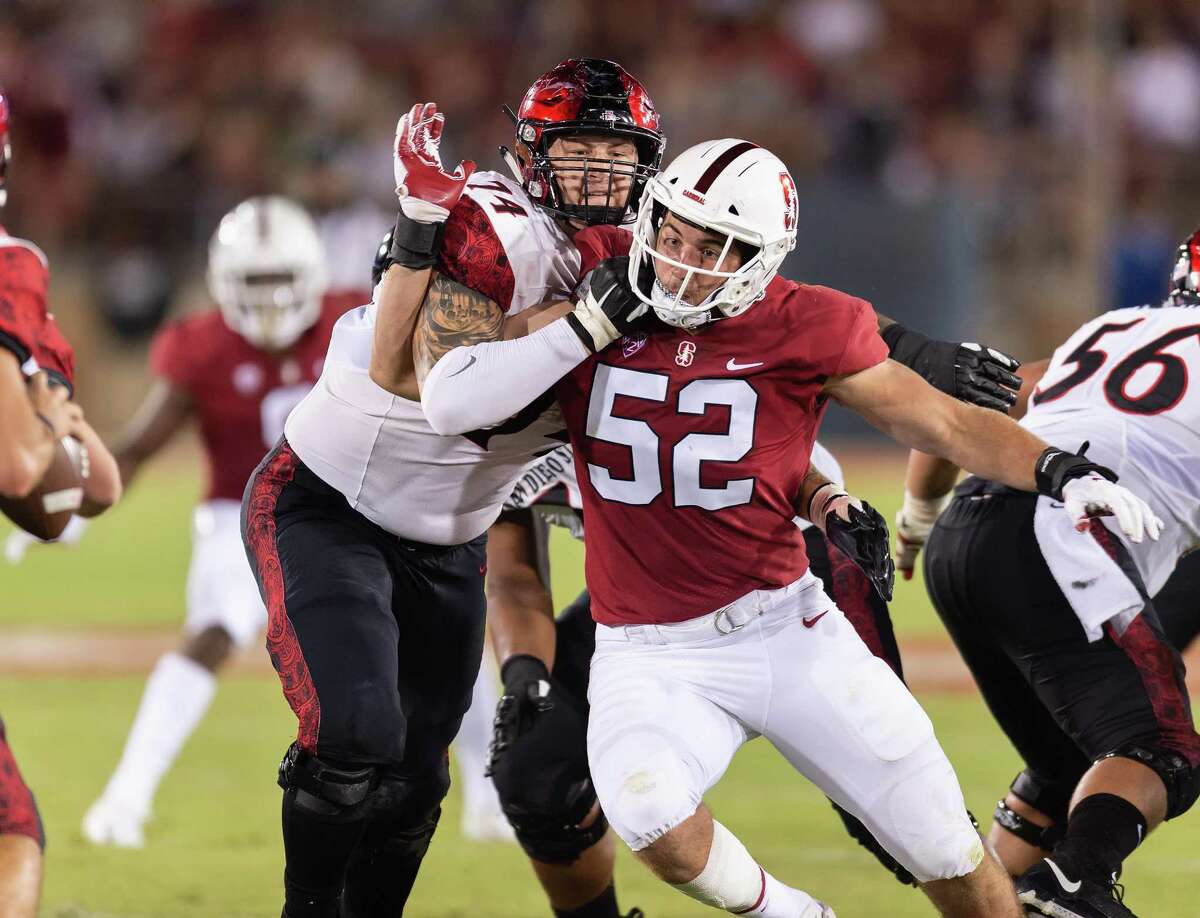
5, 0, 1200, 430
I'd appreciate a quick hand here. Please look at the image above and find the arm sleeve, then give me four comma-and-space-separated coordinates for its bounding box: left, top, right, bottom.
421, 316, 590, 436
834, 298, 890, 377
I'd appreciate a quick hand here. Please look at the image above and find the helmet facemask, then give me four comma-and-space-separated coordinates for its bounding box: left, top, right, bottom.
217, 269, 318, 351
628, 196, 784, 330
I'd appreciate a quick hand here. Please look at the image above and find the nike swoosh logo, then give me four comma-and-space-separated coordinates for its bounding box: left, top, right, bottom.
727, 358, 764, 372
802, 611, 829, 629
1045, 859, 1082, 894
447, 355, 477, 378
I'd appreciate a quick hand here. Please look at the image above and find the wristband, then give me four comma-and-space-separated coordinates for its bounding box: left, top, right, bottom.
386, 211, 446, 270
1034, 442, 1117, 500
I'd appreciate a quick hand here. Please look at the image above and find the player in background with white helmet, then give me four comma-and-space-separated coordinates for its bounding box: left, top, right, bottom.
897, 230, 1200, 918
0, 87, 121, 918
80, 196, 364, 848
414, 137, 1163, 917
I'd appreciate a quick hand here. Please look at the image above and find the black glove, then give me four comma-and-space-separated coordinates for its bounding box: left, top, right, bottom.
1034, 440, 1117, 500
566, 257, 652, 352
811, 485, 895, 602
881, 323, 1021, 412
485, 654, 554, 777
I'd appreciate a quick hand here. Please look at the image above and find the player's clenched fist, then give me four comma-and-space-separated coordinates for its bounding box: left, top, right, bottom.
393, 102, 476, 223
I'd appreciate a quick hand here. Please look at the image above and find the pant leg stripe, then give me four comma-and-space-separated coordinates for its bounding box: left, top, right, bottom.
244, 441, 321, 753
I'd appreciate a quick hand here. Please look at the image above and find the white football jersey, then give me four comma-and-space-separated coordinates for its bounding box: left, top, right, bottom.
285, 172, 581, 544
1023, 305, 1200, 597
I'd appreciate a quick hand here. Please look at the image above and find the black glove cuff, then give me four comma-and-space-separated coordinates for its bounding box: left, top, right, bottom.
1034, 445, 1118, 500
387, 211, 446, 270
879, 322, 931, 364
500, 653, 551, 690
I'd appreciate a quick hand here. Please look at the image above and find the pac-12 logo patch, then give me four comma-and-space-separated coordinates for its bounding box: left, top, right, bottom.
676, 340, 696, 367
622, 332, 648, 358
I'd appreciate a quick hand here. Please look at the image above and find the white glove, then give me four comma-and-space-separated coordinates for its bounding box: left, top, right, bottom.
1061, 473, 1164, 544
894, 490, 952, 580
4, 514, 89, 563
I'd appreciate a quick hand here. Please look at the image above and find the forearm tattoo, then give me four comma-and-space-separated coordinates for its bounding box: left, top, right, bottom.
414, 273, 504, 380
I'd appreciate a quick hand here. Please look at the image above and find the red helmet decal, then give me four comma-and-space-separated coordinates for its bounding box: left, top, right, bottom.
779, 172, 798, 231
1189, 231, 1200, 275
0, 90, 8, 138
518, 60, 588, 124
620, 72, 660, 132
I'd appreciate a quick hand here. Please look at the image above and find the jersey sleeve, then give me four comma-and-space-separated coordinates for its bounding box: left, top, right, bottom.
435, 197, 516, 310
0, 243, 50, 365
35, 314, 76, 392
149, 318, 199, 391
573, 226, 633, 280
832, 295, 888, 377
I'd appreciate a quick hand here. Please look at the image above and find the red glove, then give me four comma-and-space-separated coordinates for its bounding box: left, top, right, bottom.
393, 102, 476, 223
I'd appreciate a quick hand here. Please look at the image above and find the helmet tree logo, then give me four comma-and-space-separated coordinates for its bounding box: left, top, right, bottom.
779, 171, 798, 231
675, 340, 696, 367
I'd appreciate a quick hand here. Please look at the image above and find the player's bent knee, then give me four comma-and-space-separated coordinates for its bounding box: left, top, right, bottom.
1096, 745, 1200, 820
371, 761, 451, 829
881, 755, 985, 882
278, 742, 377, 821
599, 747, 699, 852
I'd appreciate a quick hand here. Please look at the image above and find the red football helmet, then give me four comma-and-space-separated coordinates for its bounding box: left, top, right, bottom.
501, 58, 665, 226
0, 90, 10, 208
1168, 228, 1200, 306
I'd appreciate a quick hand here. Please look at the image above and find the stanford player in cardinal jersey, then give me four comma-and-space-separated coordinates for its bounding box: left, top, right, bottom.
81, 196, 362, 849
0, 88, 121, 918
417, 139, 1164, 917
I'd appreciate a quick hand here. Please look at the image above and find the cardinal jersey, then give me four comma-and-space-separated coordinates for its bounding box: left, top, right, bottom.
0, 226, 75, 388
1023, 304, 1200, 597
558, 228, 887, 626
151, 292, 361, 502
286, 170, 582, 545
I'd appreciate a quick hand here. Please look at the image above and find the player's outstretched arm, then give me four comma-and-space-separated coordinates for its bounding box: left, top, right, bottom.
110, 379, 193, 490
825, 358, 1163, 543
419, 258, 649, 436
0, 356, 72, 498
893, 358, 1051, 578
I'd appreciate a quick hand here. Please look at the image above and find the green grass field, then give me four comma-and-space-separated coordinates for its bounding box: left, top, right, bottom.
1, 451, 1197, 916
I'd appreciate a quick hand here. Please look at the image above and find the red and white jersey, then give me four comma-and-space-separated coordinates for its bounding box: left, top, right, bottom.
558, 227, 888, 626
151, 292, 361, 502
286, 171, 582, 544
1023, 305, 1200, 596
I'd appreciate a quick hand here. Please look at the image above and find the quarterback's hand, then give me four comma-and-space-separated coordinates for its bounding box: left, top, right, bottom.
893, 491, 951, 581
811, 484, 895, 602
1061, 474, 1164, 544
566, 257, 652, 353
393, 102, 476, 223
485, 654, 553, 777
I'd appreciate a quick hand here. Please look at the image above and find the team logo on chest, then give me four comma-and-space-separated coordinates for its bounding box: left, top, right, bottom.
675, 340, 696, 367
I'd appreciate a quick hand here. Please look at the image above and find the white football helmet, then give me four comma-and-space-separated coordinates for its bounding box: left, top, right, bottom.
628, 138, 798, 329
207, 196, 328, 350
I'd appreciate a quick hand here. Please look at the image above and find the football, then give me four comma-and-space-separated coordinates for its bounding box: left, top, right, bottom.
0, 436, 89, 539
